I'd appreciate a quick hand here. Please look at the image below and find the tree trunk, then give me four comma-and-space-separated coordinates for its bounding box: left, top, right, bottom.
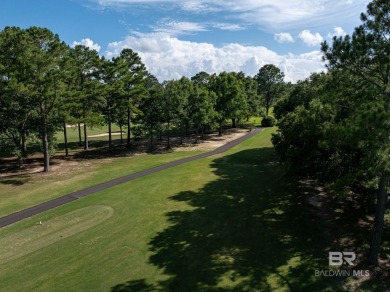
167, 121, 170, 148
40, 103, 50, 172
17, 135, 24, 169
17, 155, 24, 169
84, 123, 89, 150
368, 171, 389, 265
150, 132, 153, 150
232, 118, 236, 128
21, 132, 27, 158
201, 124, 205, 140
18, 132, 27, 169
218, 121, 222, 136
78, 123, 82, 146
127, 106, 131, 147
63, 123, 69, 157
108, 106, 112, 152
108, 121, 112, 152
265, 99, 270, 116
120, 125, 123, 144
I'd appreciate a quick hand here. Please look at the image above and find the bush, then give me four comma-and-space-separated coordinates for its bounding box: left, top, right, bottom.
261, 116, 276, 127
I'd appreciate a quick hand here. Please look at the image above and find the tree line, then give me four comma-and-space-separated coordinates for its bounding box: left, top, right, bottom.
0, 26, 286, 172
273, 0, 389, 266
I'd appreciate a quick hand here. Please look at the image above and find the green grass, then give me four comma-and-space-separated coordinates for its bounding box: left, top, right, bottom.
240, 113, 274, 127
54, 124, 125, 156
240, 116, 263, 127
0, 205, 114, 264
57, 124, 124, 144
0, 150, 204, 217
0, 128, 369, 291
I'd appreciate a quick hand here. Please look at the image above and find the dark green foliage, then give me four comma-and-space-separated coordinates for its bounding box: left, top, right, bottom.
139, 77, 164, 148
0, 26, 66, 170
113, 48, 148, 146
260, 116, 276, 127
322, 0, 390, 265
210, 72, 248, 133
189, 83, 217, 140
274, 0, 390, 266
254, 64, 285, 116
234, 72, 261, 119
66, 44, 102, 150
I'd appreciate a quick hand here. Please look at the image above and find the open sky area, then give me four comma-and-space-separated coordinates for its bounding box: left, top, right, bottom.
0, 0, 369, 82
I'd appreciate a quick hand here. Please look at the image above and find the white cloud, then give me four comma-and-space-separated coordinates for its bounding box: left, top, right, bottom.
298, 30, 324, 47
151, 20, 244, 35
181, 0, 214, 12
274, 33, 295, 43
91, 0, 369, 31
328, 26, 347, 38
72, 38, 101, 52
152, 19, 207, 35
106, 33, 325, 83
212, 23, 245, 31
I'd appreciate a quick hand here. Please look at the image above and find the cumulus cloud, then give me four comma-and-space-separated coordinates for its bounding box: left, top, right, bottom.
298, 30, 324, 47
72, 38, 101, 52
328, 26, 347, 38
106, 33, 325, 83
274, 33, 295, 43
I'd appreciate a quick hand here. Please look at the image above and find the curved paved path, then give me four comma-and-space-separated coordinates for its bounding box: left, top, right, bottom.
0, 128, 262, 228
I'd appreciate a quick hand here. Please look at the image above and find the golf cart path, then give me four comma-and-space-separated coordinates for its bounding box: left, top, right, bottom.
0, 128, 262, 229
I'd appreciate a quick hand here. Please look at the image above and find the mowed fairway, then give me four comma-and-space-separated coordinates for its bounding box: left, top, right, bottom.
0, 151, 204, 218
0, 129, 341, 291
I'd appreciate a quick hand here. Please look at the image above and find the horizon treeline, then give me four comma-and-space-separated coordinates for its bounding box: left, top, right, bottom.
0, 26, 287, 172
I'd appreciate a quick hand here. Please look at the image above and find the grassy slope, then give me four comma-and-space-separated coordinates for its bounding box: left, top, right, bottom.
0, 129, 350, 291
1, 119, 262, 217
0, 151, 203, 217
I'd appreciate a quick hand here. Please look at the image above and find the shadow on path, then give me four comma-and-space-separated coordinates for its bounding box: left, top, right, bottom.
112, 147, 343, 291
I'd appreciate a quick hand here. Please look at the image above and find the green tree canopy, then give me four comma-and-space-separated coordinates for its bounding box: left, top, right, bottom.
254, 64, 285, 116
322, 0, 390, 265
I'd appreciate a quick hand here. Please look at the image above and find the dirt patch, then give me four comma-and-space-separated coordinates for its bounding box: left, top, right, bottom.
0, 157, 95, 179
172, 128, 249, 151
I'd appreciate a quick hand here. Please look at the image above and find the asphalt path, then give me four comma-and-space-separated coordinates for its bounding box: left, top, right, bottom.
0, 128, 262, 229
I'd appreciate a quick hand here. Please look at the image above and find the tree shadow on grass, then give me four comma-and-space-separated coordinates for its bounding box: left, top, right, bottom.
112, 147, 344, 291
0, 178, 30, 186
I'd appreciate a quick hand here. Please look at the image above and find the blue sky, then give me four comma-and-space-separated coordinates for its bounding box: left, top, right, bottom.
0, 0, 370, 82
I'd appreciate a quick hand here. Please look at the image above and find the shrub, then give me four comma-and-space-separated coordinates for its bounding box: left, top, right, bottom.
261, 116, 276, 127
